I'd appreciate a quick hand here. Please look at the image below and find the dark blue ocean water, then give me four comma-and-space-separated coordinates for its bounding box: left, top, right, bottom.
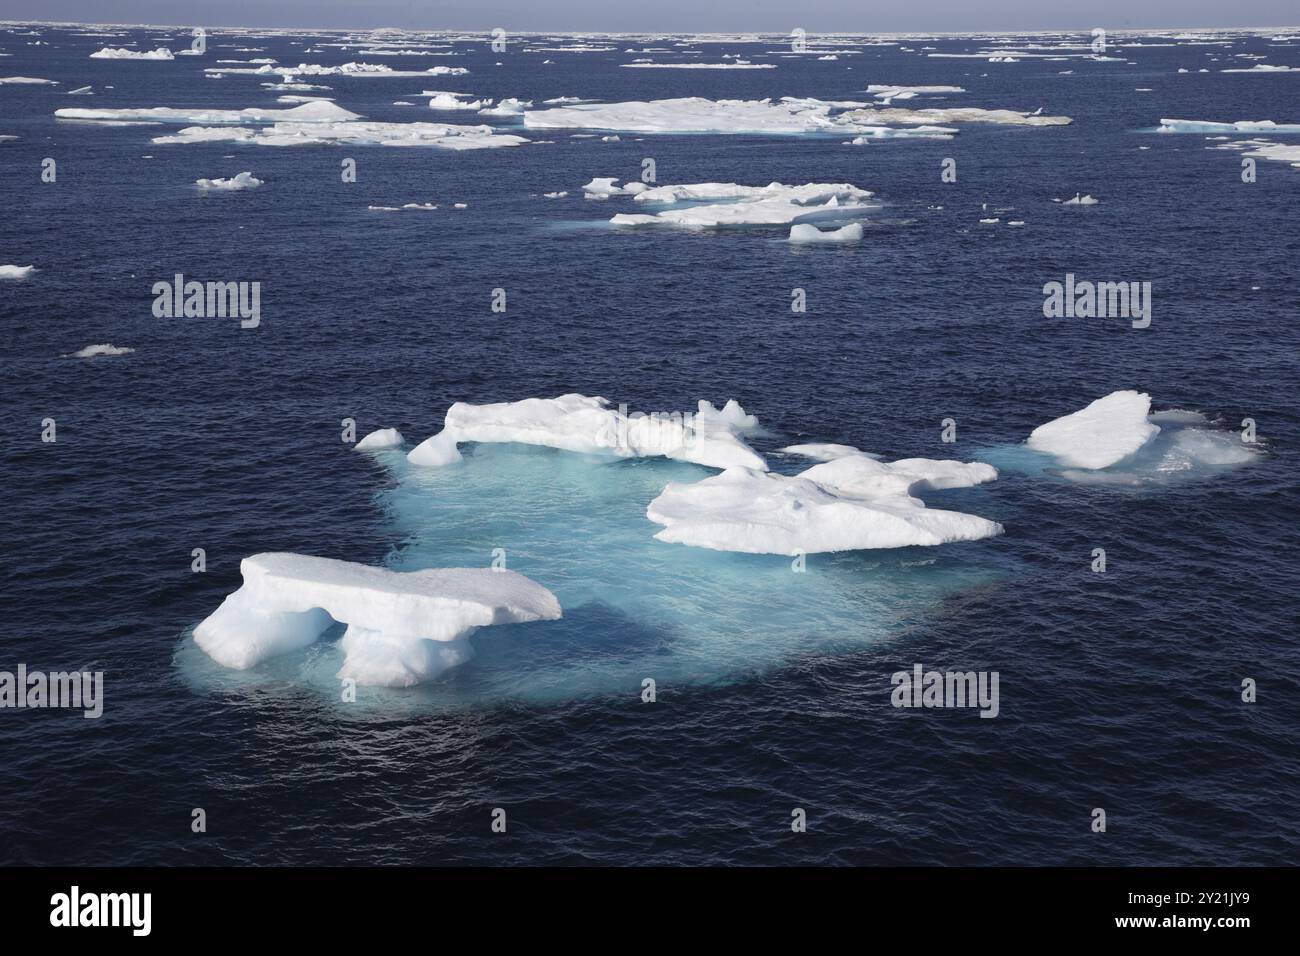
1, 24, 1298, 865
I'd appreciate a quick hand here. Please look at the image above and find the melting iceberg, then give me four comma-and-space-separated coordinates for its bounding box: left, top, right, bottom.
90, 46, 173, 60
194, 553, 562, 686
195, 171, 263, 190
609, 181, 877, 230
1027, 391, 1160, 469
1009, 391, 1260, 483
355, 427, 405, 451
1156, 117, 1300, 134
408, 394, 766, 471
789, 222, 864, 243
647, 455, 1003, 554
0, 264, 36, 280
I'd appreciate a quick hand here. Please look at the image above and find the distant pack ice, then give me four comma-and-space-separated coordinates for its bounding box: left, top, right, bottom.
194, 553, 561, 686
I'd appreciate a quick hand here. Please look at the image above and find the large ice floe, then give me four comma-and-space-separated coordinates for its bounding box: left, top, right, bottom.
606, 181, 878, 230
646, 454, 1003, 554
204, 62, 468, 79
1155, 118, 1300, 134
523, 96, 1070, 137
54, 100, 529, 150
194, 553, 562, 686
90, 46, 173, 60
406, 394, 767, 471
1012, 390, 1260, 484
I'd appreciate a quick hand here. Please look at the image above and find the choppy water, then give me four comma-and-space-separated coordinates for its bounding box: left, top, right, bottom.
1, 24, 1298, 865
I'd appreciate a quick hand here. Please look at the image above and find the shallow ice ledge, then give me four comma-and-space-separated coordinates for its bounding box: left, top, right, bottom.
646, 455, 1002, 554
194, 553, 562, 686
407, 394, 766, 471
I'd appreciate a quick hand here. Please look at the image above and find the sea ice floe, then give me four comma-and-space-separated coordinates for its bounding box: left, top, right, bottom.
646, 454, 1002, 554
1215, 139, 1300, 167
1221, 63, 1300, 73
479, 97, 531, 116
781, 443, 881, 461
0, 264, 36, 279
581, 177, 648, 197
65, 343, 135, 358
427, 92, 483, 110
57, 97, 529, 150
523, 96, 1070, 136
1062, 193, 1100, 204
1156, 117, 1300, 134
0, 76, 59, 84
608, 181, 876, 230
194, 552, 562, 686
1027, 390, 1161, 469
406, 394, 767, 472
206, 62, 468, 79
195, 171, 263, 190
90, 46, 173, 60
56, 99, 361, 125
620, 62, 776, 69
355, 427, 405, 450
788, 222, 864, 243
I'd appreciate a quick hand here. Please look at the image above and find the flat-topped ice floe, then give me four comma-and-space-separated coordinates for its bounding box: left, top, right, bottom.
56, 100, 361, 125
196, 171, 263, 190
0, 264, 36, 279
58, 100, 529, 149
194, 553, 562, 686
206, 62, 467, 79
90, 46, 173, 60
0, 76, 59, 84
1156, 118, 1300, 134
609, 181, 876, 230
789, 222, 864, 243
523, 96, 1070, 137
407, 394, 766, 472
1027, 390, 1160, 469
646, 454, 1002, 554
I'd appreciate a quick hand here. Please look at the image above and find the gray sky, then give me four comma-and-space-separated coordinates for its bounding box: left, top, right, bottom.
3, 0, 1296, 33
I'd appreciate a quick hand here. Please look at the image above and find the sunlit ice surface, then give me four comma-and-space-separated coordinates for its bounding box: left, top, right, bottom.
177, 441, 1007, 710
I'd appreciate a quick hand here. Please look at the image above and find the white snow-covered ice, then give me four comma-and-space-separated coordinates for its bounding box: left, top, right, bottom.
1027, 390, 1161, 469
406, 394, 767, 472
355, 427, 405, 451
789, 222, 865, 243
195, 171, 263, 190
646, 454, 1003, 554
194, 552, 562, 686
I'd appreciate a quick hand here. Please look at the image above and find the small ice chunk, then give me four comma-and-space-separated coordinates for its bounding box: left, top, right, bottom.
0, 264, 36, 279
355, 427, 405, 451
789, 222, 864, 243
1027, 390, 1160, 469
195, 171, 263, 190
66, 343, 134, 358
407, 428, 463, 466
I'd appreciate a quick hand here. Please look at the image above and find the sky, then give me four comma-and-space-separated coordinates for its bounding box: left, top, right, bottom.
0, 0, 1296, 33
